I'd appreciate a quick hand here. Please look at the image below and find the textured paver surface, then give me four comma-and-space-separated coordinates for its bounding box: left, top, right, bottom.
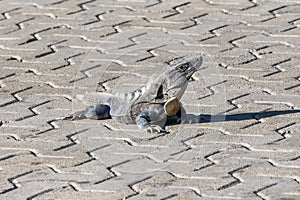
0, 0, 300, 199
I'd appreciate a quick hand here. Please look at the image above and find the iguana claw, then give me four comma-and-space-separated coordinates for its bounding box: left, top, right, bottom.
144, 125, 166, 133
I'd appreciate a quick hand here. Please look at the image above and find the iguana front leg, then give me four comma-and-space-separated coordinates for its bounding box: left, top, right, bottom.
135, 108, 167, 133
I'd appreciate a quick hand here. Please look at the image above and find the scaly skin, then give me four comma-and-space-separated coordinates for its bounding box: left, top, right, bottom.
63, 55, 203, 133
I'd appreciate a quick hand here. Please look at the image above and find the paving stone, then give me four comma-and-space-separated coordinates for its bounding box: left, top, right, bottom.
0, 0, 299, 199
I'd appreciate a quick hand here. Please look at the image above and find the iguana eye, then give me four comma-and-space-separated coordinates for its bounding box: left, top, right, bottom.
176, 63, 190, 72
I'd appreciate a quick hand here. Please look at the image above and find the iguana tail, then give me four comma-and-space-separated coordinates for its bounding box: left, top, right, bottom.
80, 86, 147, 106
79, 92, 116, 106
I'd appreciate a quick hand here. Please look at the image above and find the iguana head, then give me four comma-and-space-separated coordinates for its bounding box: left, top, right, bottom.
164, 55, 203, 100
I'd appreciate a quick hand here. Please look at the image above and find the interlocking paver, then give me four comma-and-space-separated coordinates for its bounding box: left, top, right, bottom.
0, 0, 299, 199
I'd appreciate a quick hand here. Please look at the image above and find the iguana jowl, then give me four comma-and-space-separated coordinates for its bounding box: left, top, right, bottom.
63, 55, 203, 133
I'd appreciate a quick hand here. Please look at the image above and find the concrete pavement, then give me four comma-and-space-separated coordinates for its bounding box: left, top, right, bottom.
0, 0, 299, 199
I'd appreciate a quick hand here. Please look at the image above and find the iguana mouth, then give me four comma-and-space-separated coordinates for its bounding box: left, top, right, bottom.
186, 67, 198, 79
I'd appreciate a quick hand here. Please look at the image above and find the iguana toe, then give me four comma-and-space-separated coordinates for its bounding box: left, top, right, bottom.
144, 125, 166, 134
62, 111, 85, 121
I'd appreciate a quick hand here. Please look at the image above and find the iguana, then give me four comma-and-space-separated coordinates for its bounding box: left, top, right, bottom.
63, 55, 203, 133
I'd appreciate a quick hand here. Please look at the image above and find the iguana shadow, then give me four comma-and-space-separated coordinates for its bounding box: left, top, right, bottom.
167, 110, 300, 125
